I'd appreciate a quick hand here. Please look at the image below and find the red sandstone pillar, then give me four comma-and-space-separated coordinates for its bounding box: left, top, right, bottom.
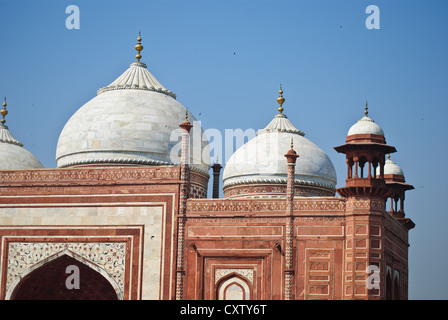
176, 112, 193, 300
284, 138, 299, 300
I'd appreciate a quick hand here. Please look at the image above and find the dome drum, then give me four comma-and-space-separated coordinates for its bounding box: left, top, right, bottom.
223, 181, 336, 199
345, 133, 386, 145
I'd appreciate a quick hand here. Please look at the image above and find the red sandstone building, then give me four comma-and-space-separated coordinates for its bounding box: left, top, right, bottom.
0, 36, 414, 300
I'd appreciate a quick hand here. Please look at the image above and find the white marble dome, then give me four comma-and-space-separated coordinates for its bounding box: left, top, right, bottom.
56, 61, 210, 173
0, 125, 43, 170
347, 106, 384, 136
384, 155, 404, 176
222, 112, 337, 197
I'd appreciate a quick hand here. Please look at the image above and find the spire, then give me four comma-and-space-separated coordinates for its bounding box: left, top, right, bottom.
285, 137, 299, 164
1, 97, 7, 126
277, 84, 285, 114
135, 32, 143, 62
179, 108, 193, 132
98, 33, 176, 98
364, 100, 368, 117
0, 98, 24, 147
257, 85, 305, 136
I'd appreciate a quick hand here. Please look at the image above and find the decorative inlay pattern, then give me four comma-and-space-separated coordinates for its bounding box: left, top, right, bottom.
6, 242, 126, 293
223, 177, 335, 190
346, 198, 385, 211
186, 198, 346, 213
0, 166, 180, 186
215, 268, 254, 284
223, 184, 335, 198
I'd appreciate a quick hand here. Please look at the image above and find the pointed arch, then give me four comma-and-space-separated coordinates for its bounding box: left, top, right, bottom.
6, 250, 122, 300
215, 272, 252, 300
393, 271, 400, 300
385, 267, 393, 300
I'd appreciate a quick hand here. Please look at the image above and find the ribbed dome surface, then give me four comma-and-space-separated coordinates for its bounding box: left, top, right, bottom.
0, 125, 43, 170
222, 110, 337, 197
56, 61, 210, 173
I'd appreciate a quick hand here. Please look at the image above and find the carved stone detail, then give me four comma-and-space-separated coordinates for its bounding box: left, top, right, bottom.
6, 242, 127, 295
223, 183, 335, 198
215, 268, 254, 284
0, 166, 181, 186
186, 198, 346, 213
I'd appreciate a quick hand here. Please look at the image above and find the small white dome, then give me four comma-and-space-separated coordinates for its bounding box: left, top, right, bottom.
347, 115, 384, 136
384, 156, 404, 176
56, 61, 210, 173
0, 125, 43, 170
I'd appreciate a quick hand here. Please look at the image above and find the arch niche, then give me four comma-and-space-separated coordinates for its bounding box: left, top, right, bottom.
9, 253, 119, 300
215, 273, 252, 300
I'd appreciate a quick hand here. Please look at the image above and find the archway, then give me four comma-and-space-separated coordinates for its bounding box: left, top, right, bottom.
216, 273, 252, 300
393, 274, 400, 300
385, 270, 392, 300
10, 254, 118, 300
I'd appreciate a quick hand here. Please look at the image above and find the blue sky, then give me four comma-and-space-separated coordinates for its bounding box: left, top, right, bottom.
1, 0, 447, 299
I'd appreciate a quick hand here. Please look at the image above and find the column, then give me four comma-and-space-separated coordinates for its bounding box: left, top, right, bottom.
284, 138, 299, 300
176, 112, 193, 300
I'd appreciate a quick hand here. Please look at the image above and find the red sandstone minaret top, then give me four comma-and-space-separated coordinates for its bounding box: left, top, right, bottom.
284, 137, 299, 164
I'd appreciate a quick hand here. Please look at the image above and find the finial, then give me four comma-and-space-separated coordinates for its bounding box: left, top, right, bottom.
277, 84, 285, 114
179, 108, 193, 132
387, 154, 391, 160
135, 31, 143, 62
364, 100, 368, 116
285, 136, 299, 163
1, 97, 8, 125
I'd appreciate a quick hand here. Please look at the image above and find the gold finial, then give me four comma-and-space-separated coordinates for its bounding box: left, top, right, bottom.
290, 137, 294, 149
185, 109, 189, 121
277, 84, 285, 114
364, 100, 368, 116
387, 154, 391, 160
135, 32, 143, 62
1, 97, 8, 125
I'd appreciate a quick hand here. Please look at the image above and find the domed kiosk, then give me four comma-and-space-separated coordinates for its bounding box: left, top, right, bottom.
334, 102, 399, 198
0, 98, 43, 170
55, 34, 210, 196
383, 154, 414, 225
222, 87, 337, 198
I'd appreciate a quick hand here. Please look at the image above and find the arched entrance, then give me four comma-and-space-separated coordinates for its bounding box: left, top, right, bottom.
216, 273, 252, 300
10, 254, 118, 300
393, 274, 400, 300
385, 270, 392, 300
